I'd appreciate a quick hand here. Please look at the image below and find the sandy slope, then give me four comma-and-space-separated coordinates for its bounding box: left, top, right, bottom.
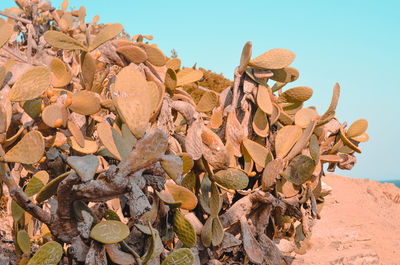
291, 174, 400, 265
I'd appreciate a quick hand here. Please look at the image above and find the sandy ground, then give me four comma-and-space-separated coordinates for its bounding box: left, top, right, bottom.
292, 174, 400, 265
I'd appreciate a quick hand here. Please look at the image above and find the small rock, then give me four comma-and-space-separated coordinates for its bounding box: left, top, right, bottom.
274, 238, 295, 254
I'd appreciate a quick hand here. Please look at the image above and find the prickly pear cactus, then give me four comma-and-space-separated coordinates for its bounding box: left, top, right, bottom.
0, 0, 368, 264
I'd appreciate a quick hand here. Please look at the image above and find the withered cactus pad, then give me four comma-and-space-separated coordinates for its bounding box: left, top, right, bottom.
0, 0, 368, 264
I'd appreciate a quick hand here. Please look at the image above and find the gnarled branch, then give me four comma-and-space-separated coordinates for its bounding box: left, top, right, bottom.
1, 170, 51, 224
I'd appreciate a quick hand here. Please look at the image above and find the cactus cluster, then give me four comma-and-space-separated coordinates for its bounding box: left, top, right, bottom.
0, 0, 368, 264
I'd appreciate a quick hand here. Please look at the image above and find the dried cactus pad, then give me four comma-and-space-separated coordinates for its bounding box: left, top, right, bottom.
68, 137, 98, 154
346, 119, 368, 138
257, 85, 273, 115
50, 57, 73, 87
166, 57, 181, 71
36, 171, 71, 203
295, 108, 319, 128
249, 48, 295, 70
114, 66, 154, 138
140, 43, 166, 66
176, 68, 203, 86
97, 122, 127, 161
283, 155, 316, 185
320, 82, 340, 123
173, 210, 197, 248
339, 126, 361, 153
211, 217, 224, 246
1, 130, 44, 164
201, 216, 224, 247
161, 248, 194, 265
160, 155, 183, 182
196, 91, 219, 113
278, 86, 314, 103
275, 125, 302, 159
105, 244, 135, 265
69, 90, 101, 115
116, 45, 148, 64
23, 98, 42, 120
126, 129, 168, 171
27, 241, 63, 265
214, 168, 249, 190
42, 104, 68, 128
165, 181, 198, 210
253, 107, 269, 137
239, 41, 252, 74
0, 22, 14, 48
24, 171, 49, 197
90, 220, 130, 244
67, 120, 85, 148
44, 30, 88, 51
9, 66, 51, 101
89, 23, 123, 51
271, 67, 299, 83
243, 138, 270, 168
17, 230, 30, 254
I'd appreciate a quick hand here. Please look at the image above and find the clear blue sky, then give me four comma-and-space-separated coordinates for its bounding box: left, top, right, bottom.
1, 0, 399, 181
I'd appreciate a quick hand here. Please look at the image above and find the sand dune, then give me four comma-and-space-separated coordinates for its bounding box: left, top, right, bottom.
291, 174, 400, 265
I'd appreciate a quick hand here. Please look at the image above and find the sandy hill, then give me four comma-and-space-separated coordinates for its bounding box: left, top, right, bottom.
291, 174, 400, 265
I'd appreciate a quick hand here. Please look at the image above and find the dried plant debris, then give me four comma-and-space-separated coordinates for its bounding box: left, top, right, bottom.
0, 1, 369, 264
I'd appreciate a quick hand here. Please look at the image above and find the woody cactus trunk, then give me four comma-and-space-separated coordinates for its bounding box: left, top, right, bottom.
0, 0, 369, 264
